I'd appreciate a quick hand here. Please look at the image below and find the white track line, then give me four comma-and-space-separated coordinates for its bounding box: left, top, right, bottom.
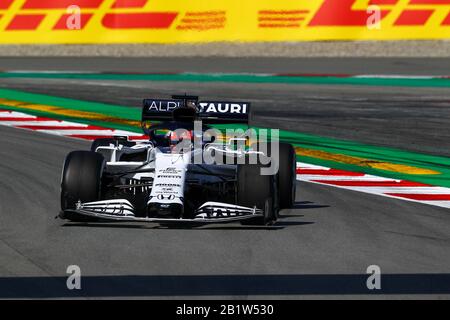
0, 120, 89, 127
0, 109, 144, 139
0, 111, 37, 118
297, 162, 450, 209
36, 129, 142, 136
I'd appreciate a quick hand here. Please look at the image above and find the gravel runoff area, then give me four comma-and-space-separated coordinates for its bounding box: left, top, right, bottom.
0, 41, 449, 57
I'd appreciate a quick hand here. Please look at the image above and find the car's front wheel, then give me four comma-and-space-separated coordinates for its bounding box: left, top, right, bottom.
237, 162, 278, 226
60, 151, 105, 221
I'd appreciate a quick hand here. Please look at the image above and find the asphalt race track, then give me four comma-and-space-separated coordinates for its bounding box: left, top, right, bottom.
0, 58, 449, 298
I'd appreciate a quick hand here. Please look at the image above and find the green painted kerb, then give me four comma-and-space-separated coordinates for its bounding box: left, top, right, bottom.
0, 72, 449, 88
0, 88, 142, 132
1, 88, 449, 188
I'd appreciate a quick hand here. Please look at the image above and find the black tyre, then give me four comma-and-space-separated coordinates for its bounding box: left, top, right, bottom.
60, 151, 105, 220
278, 143, 297, 209
251, 142, 296, 209
237, 163, 277, 226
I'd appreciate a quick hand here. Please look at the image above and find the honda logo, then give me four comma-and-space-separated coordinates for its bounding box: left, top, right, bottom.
157, 194, 175, 201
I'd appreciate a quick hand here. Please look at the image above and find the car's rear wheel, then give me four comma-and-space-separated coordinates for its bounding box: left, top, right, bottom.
60, 151, 105, 221
237, 162, 277, 226
251, 142, 296, 209
278, 143, 297, 209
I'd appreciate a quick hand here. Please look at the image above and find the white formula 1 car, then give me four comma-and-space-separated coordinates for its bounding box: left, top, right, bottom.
59, 95, 296, 225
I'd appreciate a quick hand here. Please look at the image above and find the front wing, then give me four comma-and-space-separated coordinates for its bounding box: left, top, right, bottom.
60, 200, 263, 224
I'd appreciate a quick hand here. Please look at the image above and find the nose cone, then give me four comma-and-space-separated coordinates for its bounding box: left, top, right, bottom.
147, 202, 183, 218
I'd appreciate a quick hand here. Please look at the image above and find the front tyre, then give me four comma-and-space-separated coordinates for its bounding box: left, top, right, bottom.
237, 163, 277, 226
60, 151, 105, 221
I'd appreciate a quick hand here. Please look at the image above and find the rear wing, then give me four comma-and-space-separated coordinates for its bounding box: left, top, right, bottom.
142, 97, 251, 125
142, 99, 184, 122
197, 101, 251, 124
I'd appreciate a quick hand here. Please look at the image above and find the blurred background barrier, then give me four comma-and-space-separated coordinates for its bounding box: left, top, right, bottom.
0, 0, 449, 44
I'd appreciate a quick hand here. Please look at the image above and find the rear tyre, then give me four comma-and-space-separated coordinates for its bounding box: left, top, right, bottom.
60, 151, 105, 221
237, 163, 277, 226
278, 143, 297, 209
251, 142, 296, 209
